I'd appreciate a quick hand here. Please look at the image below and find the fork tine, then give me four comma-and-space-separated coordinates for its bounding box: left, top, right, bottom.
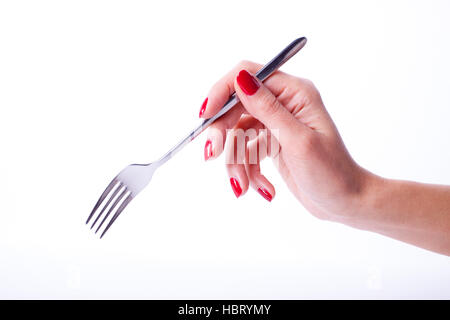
95, 187, 128, 234
100, 194, 133, 239
86, 178, 119, 224
90, 182, 123, 229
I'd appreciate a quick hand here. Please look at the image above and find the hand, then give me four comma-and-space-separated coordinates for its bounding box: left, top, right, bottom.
200, 61, 369, 222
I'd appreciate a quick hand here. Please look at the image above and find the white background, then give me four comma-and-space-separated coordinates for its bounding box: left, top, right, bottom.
1, 0, 450, 299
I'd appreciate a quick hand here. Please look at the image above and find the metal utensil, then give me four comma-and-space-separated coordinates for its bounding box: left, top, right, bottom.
86, 37, 307, 238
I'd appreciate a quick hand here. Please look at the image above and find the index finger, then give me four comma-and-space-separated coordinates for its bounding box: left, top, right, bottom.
199, 61, 260, 119
199, 60, 297, 119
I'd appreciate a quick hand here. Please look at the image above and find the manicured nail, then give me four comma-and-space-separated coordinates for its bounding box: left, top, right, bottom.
236, 70, 260, 95
257, 187, 273, 202
199, 97, 208, 117
230, 177, 242, 198
204, 139, 213, 161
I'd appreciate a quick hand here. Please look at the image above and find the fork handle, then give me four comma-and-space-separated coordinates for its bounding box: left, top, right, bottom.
157, 37, 307, 166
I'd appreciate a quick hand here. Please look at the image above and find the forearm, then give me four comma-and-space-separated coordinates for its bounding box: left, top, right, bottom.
347, 173, 450, 256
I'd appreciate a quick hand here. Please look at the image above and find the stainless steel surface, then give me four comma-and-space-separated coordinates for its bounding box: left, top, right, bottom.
87, 37, 307, 238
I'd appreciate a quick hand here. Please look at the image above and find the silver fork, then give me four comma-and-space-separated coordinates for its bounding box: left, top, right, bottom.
86, 37, 307, 238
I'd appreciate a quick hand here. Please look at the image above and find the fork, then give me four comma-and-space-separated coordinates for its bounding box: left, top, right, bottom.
86, 37, 308, 238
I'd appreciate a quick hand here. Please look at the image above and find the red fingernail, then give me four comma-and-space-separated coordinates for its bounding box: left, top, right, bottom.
204, 139, 213, 161
236, 70, 260, 95
257, 188, 273, 202
230, 177, 242, 198
199, 97, 208, 117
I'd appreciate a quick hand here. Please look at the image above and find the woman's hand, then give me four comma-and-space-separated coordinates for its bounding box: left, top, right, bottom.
200, 61, 369, 222
200, 60, 450, 256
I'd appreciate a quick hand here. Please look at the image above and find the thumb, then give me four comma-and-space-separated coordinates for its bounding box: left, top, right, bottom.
234, 69, 309, 146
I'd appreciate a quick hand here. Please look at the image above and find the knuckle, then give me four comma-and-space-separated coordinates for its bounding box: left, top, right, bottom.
207, 125, 224, 140
210, 80, 221, 93
294, 78, 319, 100
302, 79, 321, 103
257, 93, 279, 116
211, 77, 233, 97
302, 78, 315, 89
295, 77, 315, 89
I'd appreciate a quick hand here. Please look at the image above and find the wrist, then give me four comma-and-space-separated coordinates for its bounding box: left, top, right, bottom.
338, 168, 387, 229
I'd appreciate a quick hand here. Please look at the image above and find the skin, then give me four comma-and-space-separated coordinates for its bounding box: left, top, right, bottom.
200, 61, 450, 256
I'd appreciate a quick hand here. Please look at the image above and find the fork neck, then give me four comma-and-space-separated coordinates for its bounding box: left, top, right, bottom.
156, 120, 206, 166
